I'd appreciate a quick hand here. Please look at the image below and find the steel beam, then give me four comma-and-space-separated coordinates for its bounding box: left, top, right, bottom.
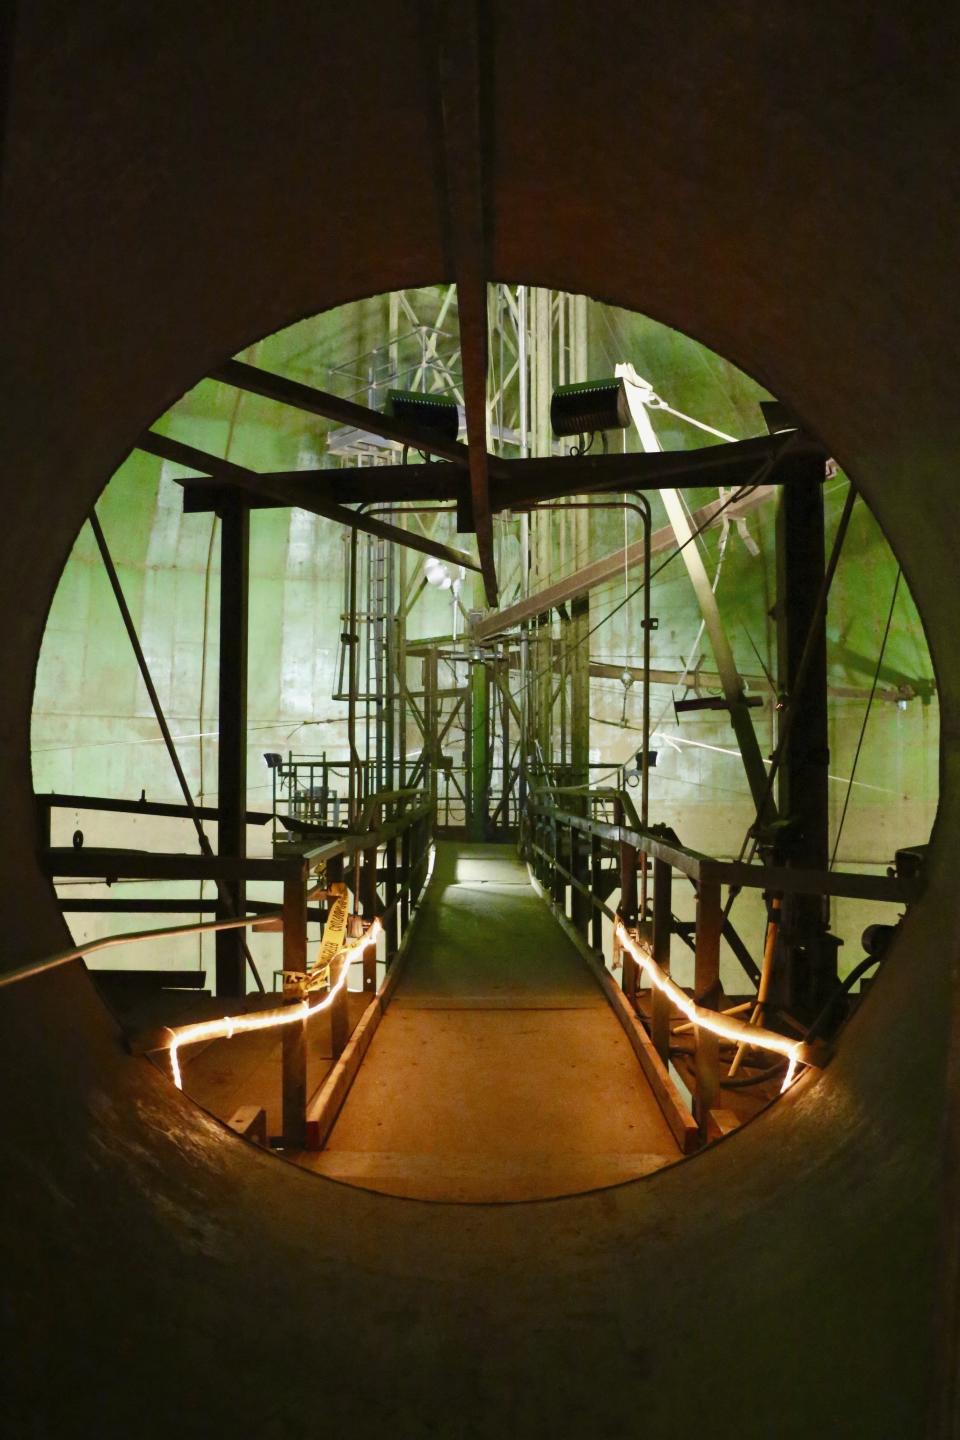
139, 430, 480, 573
210, 356, 506, 474
775, 456, 840, 1015
37, 792, 273, 825
179, 433, 825, 512
620, 367, 775, 826
434, 0, 497, 603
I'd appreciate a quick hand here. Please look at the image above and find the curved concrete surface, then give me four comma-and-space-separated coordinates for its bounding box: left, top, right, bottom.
2, 6, 958, 1434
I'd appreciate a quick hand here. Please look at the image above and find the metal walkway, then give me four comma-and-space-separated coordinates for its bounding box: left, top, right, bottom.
301, 842, 680, 1200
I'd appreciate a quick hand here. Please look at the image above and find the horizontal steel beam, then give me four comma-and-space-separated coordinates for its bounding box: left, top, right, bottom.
138, 430, 480, 573
44, 849, 304, 882
178, 432, 825, 512
211, 357, 508, 478
38, 792, 274, 825
60, 898, 328, 922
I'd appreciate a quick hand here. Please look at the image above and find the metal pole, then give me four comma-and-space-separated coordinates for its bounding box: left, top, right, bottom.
88, 510, 263, 993
216, 500, 249, 999
281, 873, 308, 1148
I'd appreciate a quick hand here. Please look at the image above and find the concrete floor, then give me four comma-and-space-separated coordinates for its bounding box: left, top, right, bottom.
302, 843, 680, 1201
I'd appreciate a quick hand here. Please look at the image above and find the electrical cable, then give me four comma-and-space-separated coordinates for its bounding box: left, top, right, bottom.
509, 480, 759, 713
829, 567, 902, 870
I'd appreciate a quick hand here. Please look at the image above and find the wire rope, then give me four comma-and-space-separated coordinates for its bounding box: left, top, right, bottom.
829, 567, 902, 870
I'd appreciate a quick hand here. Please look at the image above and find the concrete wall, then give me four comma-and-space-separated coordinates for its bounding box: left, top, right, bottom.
31, 294, 937, 986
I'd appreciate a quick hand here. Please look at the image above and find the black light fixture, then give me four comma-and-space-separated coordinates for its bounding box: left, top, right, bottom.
384, 389, 460, 443
550, 378, 630, 439
262, 752, 283, 769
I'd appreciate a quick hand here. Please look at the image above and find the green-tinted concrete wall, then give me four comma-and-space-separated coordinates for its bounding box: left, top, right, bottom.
31, 289, 937, 988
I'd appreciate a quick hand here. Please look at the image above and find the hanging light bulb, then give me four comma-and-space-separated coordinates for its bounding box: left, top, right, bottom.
424, 557, 452, 590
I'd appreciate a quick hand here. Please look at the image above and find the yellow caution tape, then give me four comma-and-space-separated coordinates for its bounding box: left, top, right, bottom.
311, 880, 349, 983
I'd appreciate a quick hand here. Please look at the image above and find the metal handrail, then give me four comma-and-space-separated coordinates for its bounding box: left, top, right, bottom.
0, 912, 276, 993
12, 795, 437, 994
527, 791, 915, 903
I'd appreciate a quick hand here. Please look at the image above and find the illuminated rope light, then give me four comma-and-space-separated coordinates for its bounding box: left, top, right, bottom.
167, 920, 382, 1090
615, 921, 803, 1094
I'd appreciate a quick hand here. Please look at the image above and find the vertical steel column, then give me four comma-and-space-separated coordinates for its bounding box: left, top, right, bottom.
570, 593, 590, 787
424, 649, 439, 812
281, 872, 307, 1148
693, 879, 722, 1134
775, 456, 838, 1017
590, 833, 602, 950
616, 798, 639, 1003
468, 659, 489, 841
651, 859, 673, 1063
216, 500, 249, 999
571, 825, 590, 937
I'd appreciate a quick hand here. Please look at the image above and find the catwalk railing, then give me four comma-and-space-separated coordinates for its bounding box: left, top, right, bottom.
524, 787, 918, 1144
20, 790, 435, 1146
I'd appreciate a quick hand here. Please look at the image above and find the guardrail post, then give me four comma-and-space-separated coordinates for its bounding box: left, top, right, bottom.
281, 871, 308, 1148
590, 833, 602, 951
557, 821, 568, 907
571, 825, 589, 938
400, 826, 411, 929
412, 815, 425, 906
616, 798, 639, 1004
693, 879, 722, 1136
385, 835, 399, 962
360, 839, 378, 996
652, 858, 672, 1063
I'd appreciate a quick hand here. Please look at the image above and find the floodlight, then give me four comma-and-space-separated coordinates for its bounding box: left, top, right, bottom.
550, 379, 630, 438
384, 389, 460, 442
262, 752, 283, 769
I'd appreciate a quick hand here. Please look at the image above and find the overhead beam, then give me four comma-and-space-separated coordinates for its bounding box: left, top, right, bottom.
471, 486, 777, 639
138, 430, 480, 573
434, 1, 497, 604
178, 432, 827, 513
210, 357, 508, 474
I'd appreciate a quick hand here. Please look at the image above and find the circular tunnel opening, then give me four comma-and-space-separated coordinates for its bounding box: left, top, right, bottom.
29, 285, 939, 1202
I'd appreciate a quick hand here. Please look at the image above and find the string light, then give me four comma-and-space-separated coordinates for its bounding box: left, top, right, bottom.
614, 921, 804, 1094
167, 920, 382, 1089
